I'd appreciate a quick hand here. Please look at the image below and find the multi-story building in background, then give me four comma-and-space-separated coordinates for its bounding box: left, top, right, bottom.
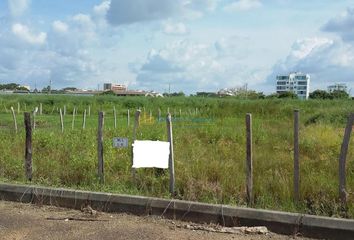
103, 83, 127, 92
327, 83, 348, 93
276, 72, 310, 99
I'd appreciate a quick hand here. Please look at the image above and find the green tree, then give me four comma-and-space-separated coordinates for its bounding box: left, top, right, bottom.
0, 83, 20, 90
278, 91, 298, 99
309, 90, 332, 99
42, 85, 51, 93
330, 90, 349, 99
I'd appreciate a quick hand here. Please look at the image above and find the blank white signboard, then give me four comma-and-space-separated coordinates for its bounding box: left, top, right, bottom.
132, 140, 170, 169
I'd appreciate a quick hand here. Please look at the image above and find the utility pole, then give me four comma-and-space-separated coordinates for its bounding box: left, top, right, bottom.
168, 83, 171, 97
49, 79, 52, 94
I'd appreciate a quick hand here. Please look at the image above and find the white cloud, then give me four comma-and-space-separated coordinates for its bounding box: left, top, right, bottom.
8, 0, 30, 17
266, 37, 354, 91
322, 8, 354, 43
93, 0, 111, 17
186, 0, 219, 11
163, 22, 189, 35
12, 23, 47, 45
52, 20, 68, 33
133, 39, 267, 93
224, 0, 262, 12
288, 38, 333, 60
73, 14, 95, 29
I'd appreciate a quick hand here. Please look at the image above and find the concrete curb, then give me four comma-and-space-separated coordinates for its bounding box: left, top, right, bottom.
0, 183, 353, 239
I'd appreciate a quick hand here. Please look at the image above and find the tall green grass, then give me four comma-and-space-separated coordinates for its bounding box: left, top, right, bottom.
0, 94, 353, 218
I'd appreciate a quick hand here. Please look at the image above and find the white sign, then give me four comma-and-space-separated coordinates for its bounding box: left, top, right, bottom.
113, 138, 129, 148
132, 140, 170, 169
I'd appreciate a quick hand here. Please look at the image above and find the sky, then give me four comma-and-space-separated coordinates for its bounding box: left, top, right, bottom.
0, 0, 354, 94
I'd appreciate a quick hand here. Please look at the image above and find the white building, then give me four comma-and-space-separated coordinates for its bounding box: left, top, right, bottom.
276, 72, 310, 100
103, 83, 127, 92
327, 83, 347, 93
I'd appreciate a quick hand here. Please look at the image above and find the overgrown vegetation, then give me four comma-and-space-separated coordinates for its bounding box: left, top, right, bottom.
0, 94, 353, 218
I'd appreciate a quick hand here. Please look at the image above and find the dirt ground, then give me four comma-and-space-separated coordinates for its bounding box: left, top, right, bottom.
0, 201, 313, 240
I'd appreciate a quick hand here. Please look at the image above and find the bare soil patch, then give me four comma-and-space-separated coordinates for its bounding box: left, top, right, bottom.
0, 201, 313, 240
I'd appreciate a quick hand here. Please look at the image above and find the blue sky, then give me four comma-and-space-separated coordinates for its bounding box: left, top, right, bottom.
1, 0, 354, 94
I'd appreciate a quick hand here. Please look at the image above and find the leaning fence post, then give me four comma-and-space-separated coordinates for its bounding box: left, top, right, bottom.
98, 111, 104, 184
339, 113, 354, 205
59, 108, 64, 133
246, 113, 253, 205
294, 110, 300, 202
24, 112, 32, 181
167, 113, 175, 195
10, 107, 18, 133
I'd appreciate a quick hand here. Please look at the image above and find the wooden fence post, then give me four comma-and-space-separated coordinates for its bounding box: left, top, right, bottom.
24, 112, 32, 181
88, 105, 91, 117
149, 110, 152, 123
98, 112, 104, 184
132, 110, 141, 177
59, 108, 64, 133
158, 108, 161, 121
339, 113, 354, 204
133, 110, 141, 142
167, 113, 175, 195
10, 107, 18, 133
72, 107, 76, 130
114, 106, 117, 129
39, 103, 43, 115
246, 113, 253, 205
294, 110, 300, 202
17, 102, 20, 114
63, 105, 66, 116
127, 109, 130, 127
82, 109, 87, 130
33, 107, 38, 130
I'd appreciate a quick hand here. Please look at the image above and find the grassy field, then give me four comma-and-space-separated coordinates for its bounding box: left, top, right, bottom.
0, 94, 354, 218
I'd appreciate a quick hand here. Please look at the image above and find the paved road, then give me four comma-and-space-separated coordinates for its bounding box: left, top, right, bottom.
0, 201, 311, 240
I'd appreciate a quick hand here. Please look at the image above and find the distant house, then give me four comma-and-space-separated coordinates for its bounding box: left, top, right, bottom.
276, 72, 310, 100
327, 83, 348, 93
217, 89, 234, 96
145, 92, 163, 97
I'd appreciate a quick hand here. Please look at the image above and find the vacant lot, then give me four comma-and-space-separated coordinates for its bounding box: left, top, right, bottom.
0, 95, 353, 218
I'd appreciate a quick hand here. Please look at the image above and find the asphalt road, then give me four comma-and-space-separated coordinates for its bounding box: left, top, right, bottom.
0, 201, 312, 240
